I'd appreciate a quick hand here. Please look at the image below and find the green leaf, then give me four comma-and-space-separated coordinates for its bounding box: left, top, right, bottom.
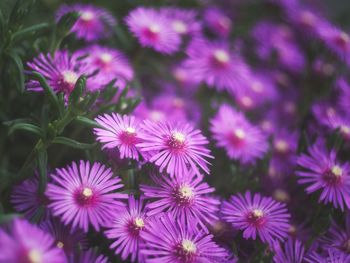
52, 136, 96, 150
56, 12, 79, 38
8, 0, 36, 30
6, 51, 24, 92
12, 23, 49, 43
0, 9, 5, 41
8, 123, 43, 137
69, 75, 86, 107
37, 150, 47, 194
74, 116, 103, 128
31, 72, 60, 113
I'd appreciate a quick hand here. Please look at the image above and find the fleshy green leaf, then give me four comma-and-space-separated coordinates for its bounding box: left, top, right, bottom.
52, 136, 96, 150
12, 23, 49, 43
74, 116, 103, 128
8, 123, 43, 137
6, 51, 24, 92
37, 149, 47, 194
69, 75, 86, 107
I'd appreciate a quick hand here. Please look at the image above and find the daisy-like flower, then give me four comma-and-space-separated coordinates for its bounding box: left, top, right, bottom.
273, 238, 305, 263
296, 139, 350, 210
140, 170, 220, 227
94, 113, 141, 160
210, 104, 268, 164
11, 175, 49, 221
125, 7, 181, 54
39, 218, 87, 257
160, 8, 201, 37
204, 7, 233, 38
141, 213, 229, 263
305, 249, 350, 263
221, 191, 290, 244
46, 160, 126, 232
105, 195, 147, 262
27, 50, 91, 98
76, 45, 133, 91
137, 120, 213, 177
184, 39, 250, 93
56, 4, 116, 41
0, 219, 66, 263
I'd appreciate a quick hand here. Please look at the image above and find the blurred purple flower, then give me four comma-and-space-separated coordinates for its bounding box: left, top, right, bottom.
56, 4, 116, 41
138, 120, 213, 177
140, 213, 229, 262
125, 7, 180, 54
296, 139, 350, 210
204, 7, 233, 38
72, 249, 108, 263
273, 238, 305, 263
0, 219, 66, 263
222, 191, 290, 244
140, 170, 220, 227
46, 160, 126, 232
94, 113, 142, 160
210, 104, 268, 164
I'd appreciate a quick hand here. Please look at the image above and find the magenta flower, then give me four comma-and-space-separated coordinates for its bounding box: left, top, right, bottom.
141, 213, 229, 262
0, 219, 66, 263
140, 170, 220, 227
137, 120, 213, 177
222, 191, 290, 244
46, 160, 126, 232
11, 175, 49, 221
296, 139, 350, 210
210, 104, 268, 164
273, 238, 305, 263
184, 39, 250, 93
105, 195, 147, 262
305, 249, 350, 263
94, 113, 142, 160
125, 7, 180, 54
39, 218, 87, 257
204, 7, 232, 38
56, 4, 116, 41
76, 45, 133, 91
27, 50, 91, 98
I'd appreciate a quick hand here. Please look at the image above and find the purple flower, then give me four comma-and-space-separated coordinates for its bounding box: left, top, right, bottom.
210, 104, 268, 164
296, 139, 350, 210
94, 113, 142, 160
105, 195, 147, 262
319, 212, 350, 254
11, 175, 49, 221
140, 170, 220, 227
273, 238, 305, 263
305, 249, 350, 263
204, 7, 232, 38
137, 120, 213, 177
160, 8, 201, 37
184, 39, 250, 93
27, 50, 91, 98
0, 218, 66, 263
56, 4, 116, 41
141, 213, 229, 262
222, 191, 290, 244
46, 160, 126, 232
125, 7, 181, 54
39, 218, 87, 257
76, 45, 133, 91
72, 249, 108, 263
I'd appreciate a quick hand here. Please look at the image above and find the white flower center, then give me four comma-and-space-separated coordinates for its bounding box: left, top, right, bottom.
274, 139, 289, 153
28, 249, 42, 263
100, 53, 113, 63
172, 20, 187, 34
172, 131, 185, 143
149, 24, 160, 33
182, 239, 196, 253
82, 187, 93, 197
332, 165, 343, 177
134, 217, 145, 228
234, 128, 245, 140
62, 70, 78, 85
179, 185, 193, 198
81, 11, 94, 21
213, 49, 230, 63
251, 81, 263, 93
57, 241, 64, 249
125, 127, 136, 134
252, 209, 264, 218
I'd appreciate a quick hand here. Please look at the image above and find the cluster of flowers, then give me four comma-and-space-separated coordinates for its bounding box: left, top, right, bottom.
3, 0, 350, 262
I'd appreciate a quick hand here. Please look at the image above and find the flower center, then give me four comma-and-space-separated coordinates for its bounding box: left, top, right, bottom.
100, 53, 113, 64
118, 127, 138, 146
28, 249, 42, 263
150, 110, 164, 122
57, 241, 64, 249
335, 32, 350, 51
228, 128, 246, 148
175, 239, 197, 263
341, 125, 350, 137
174, 184, 194, 206
75, 187, 96, 207
143, 24, 160, 41
213, 49, 230, 64
62, 70, 79, 87
240, 96, 253, 108
128, 217, 145, 237
323, 165, 343, 185
332, 165, 343, 177
172, 20, 187, 34
167, 131, 186, 150
80, 11, 94, 22
274, 139, 289, 153
300, 11, 316, 27
251, 81, 263, 93
247, 209, 265, 227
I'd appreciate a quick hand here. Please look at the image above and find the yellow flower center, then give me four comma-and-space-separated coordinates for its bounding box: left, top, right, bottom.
179, 185, 193, 198
134, 217, 145, 228
172, 131, 185, 144
332, 165, 343, 177
82, 187, 93, 197
274, 139, 289, 153
252, 209, 264, 218
62, 70, 78, 85
57, 241, 64, 249
182, 239, 197, 253
28, 249, 42, 263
